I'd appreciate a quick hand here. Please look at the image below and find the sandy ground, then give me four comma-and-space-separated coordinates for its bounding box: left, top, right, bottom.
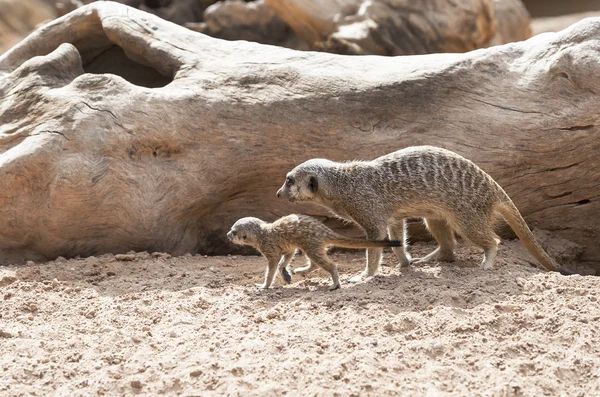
1, 239, 599, 397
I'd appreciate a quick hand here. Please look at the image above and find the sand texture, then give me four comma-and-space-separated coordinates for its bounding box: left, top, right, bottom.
1, 240, 599, 396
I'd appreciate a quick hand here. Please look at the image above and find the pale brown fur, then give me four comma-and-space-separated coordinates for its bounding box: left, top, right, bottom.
227, 214, 401, 290
276, 146, 561, 281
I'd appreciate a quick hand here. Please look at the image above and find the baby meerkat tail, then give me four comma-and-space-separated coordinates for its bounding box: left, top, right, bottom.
496, 200, 559, 272
328, 237, 402, 249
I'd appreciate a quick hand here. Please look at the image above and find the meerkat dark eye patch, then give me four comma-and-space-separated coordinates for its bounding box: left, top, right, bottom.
231, 230, 237, 236
242, 234, 247, 239
308, 176, 318, 193
286, 176, 294, 185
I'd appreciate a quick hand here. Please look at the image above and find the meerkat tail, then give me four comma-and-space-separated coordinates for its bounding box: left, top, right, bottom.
328, 237, 402, 249
496, 201, 559, 272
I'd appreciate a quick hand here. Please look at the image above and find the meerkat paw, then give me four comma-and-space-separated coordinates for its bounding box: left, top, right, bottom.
395, 254, 412, 268
480, 260, 494, 270
281, 267, 293, 284
437, 251, 455, 262
480, 247, 497, 270
347, 274, 363, 283
255, 283, 270, 289
347, 270, 373, 283
411, 248, 454, 265
328, 283, 341, 291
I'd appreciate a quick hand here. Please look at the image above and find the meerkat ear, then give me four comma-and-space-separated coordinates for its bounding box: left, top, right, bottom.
308, 175, 318, 193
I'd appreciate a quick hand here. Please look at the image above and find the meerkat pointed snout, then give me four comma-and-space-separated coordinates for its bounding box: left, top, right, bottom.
277, 159, 329, 202
280, 146, 563, 281
228, 214, 402, 290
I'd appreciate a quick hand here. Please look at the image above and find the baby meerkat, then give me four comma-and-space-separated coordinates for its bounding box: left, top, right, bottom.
227, 214, 401, 290
277, 145, 563, 281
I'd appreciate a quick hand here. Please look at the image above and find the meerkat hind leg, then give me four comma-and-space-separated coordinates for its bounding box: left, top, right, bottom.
452, 217, 500, 269
293, 256, 319, 275
306, 250, 341, 291
411, 218, 456, 265
277, 252, 295, 284
481, 244, 499, 270
388, 219, 411, 268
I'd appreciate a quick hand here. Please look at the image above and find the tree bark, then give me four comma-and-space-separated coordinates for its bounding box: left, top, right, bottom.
0, 3, 598, 269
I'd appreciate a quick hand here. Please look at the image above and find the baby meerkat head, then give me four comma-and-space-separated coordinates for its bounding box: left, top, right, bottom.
227, 217, 265, 247
276, 159, 334, 202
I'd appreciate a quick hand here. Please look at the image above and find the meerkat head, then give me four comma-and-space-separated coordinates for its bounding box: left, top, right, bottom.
276, 159, 334, 203
227, 217, 265, 247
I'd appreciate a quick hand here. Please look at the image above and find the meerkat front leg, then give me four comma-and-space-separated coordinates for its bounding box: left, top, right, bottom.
388, 218, 411, 268
349, 223, 387, 283
277, 252, 295, 284
256, 257, 280, 289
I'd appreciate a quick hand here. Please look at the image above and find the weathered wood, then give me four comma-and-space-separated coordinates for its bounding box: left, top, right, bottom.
185, 0, 305, 50
0, 3, 598, 269
532, 12, 600, 35
0, 0, 57, 54
265, 0, 531, 55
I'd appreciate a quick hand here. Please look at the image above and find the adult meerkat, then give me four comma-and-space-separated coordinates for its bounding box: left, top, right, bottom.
227, 214, 401, 290
276, 145, 562, 281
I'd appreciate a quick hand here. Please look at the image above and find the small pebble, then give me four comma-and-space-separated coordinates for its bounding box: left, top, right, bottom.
115, 254, 136, 261
0, 329, 14, 338
190, 369, 203, 377
130, 380, 142, 389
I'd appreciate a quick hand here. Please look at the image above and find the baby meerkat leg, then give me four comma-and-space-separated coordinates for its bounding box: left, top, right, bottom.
277, 252, 295, 284
256, 257, 280, 289
412, 218, 456, 265
388, 218, 411, 268
293, 256, 319, 275
305, 250, 341, 291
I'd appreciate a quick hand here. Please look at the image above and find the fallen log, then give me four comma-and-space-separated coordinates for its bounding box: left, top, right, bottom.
531, 11, 600, 35
264, 0, 531, 55
0, 3, 598, 270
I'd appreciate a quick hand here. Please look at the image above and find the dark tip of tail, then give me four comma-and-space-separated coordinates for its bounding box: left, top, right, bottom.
376, 239, 402, 247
